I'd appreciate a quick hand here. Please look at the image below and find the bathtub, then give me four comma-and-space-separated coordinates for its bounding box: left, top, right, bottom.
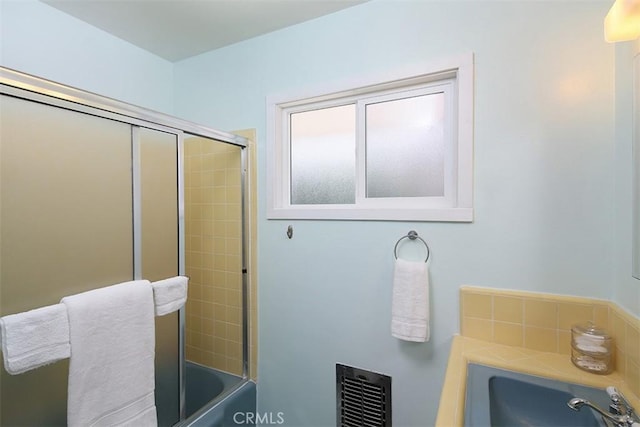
180, 362, 256, 427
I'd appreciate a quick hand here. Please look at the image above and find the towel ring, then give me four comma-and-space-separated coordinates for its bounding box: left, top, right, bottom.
394, 230, 430, 263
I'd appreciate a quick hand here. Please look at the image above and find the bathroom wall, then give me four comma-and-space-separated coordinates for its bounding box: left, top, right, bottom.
173, 2, 628, 425
184, 136, 244, 376
2, 0, 637, 425
0, 0, 174, 113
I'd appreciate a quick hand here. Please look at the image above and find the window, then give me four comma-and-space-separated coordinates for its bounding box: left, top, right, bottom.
267, 53, 474, 221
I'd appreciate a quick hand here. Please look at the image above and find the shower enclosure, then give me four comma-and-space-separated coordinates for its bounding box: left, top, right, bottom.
0, 67, 251, 426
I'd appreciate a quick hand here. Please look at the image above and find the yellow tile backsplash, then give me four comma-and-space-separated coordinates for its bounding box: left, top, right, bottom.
460, 286, 640, 399
438, 285, 640, 426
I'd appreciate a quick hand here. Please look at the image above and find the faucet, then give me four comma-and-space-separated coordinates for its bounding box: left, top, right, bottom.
607, 387, 636, 419
568, 396, 639, 427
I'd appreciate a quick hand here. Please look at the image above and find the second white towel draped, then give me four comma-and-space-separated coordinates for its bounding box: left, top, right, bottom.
151, 276, 188, 316
0, 304, 70, 375
391, 258, 430, 342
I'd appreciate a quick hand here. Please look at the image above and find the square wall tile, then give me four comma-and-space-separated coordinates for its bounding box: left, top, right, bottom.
462, 292, 492, 320
626, 325, 639, 365
462, 317, 492, 341
524, 326, 558, 353
494, 321, 523, 347
558, 302, 593, 331
493, 296, 523, 324
524, 299, 558, 329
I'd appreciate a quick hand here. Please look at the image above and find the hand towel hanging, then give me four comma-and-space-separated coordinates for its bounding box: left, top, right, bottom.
391, 258, 430, 342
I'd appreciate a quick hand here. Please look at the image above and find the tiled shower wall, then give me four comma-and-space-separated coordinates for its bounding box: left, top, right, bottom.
185, 137, 243, 375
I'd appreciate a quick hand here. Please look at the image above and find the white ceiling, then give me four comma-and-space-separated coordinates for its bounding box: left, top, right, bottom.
42, 0, 366, 62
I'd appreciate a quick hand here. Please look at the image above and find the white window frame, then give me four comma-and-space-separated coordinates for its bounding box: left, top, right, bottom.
266, 52, 474, 222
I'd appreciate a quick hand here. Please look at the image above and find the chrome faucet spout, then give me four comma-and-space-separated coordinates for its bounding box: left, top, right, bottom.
568, 397, 635, 427
568, 397, 588, 410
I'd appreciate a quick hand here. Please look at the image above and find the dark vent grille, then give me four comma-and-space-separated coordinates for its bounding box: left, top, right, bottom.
336, 364, 392, 427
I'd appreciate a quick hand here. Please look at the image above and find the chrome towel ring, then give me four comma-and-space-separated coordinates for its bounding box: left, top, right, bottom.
394, 230, 430, 263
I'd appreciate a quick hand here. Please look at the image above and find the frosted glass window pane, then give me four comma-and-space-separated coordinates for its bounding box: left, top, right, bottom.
290, 105, 355, 204
366, 94, 445, 198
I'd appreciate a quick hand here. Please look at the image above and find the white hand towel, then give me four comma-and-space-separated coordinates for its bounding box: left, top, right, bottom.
61, 280, 157, 427
391, 258, 430, 342
0, 303, 70, 374
151, 276, 188, 316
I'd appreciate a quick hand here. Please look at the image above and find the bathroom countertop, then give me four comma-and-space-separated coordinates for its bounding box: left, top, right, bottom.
436, 335, 640, 427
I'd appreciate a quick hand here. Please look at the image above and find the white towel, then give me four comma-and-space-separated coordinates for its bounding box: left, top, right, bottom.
151, 276, 188, 316
0, 303, 70, 375
391, 258, 430, 342
61, 280, 157, 427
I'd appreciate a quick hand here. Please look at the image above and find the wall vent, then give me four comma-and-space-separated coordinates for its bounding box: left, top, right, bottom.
336, 364, 392, 427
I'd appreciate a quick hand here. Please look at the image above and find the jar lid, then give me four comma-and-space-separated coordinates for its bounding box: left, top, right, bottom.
572, 321, 610, 339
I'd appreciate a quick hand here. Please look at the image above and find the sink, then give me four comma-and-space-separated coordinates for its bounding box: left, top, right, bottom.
464, 363, 611, 427
489, 375, 600, 426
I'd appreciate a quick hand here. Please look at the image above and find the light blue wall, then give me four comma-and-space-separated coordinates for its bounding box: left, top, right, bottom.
173, 1, 626, 425
0, 0, 174, 113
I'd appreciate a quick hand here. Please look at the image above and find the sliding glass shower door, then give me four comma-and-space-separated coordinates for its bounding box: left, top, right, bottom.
0, 96, 181, 426
0, 95, 135, 425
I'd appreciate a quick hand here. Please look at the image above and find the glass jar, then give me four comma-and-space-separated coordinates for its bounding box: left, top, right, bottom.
571, 322, 613, 375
